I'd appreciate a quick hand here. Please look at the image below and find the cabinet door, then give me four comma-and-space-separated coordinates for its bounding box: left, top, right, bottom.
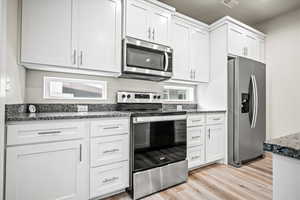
150, 7, 171, 45
206, 125, 224, 163
21, 0, 76, 68
78, 0, 121, 72
6, 141, 88, 200
245, 32, 260, 61
190, 27, 210, 82
228, 24, 244, 57
126, 0, 150, 41
259, 38, 266, 63
171, 19, 190, 80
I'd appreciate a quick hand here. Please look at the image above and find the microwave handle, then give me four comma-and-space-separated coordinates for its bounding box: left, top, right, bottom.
164, 52, 169, 71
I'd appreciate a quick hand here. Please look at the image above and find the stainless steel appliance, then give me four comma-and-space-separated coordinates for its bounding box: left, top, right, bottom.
228, 56, 266, 167
117, 91, 188, 200
121, 37, 173, 81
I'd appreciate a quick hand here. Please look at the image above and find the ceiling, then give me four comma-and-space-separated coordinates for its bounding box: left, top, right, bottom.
158, 0, 300, 26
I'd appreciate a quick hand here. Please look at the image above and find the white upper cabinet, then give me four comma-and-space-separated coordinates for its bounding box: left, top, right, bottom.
125, 0, 174, 46
227, 21, 266, 63
21, 0, 122, 75
78, 0, 121, 72
171, 13, 210, 83
21, 0, 75, 68
190, 27, 210, 82
126, 0, 150, 41
171, 19, 190, 80
228, 24, 245, 57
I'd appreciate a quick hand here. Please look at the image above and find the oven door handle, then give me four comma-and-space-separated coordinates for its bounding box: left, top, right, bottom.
133, 115, 186, 123
164, 52, 169, 72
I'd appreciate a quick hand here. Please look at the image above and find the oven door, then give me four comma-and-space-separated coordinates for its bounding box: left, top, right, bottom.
123, 37, 173, 78
132, 115, 187, 172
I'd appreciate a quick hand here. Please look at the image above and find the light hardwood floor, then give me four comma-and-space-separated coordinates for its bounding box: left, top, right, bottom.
105, 154, 272, 200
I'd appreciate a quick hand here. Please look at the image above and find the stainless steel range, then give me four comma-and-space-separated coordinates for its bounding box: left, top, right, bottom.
117, 91, 188, 200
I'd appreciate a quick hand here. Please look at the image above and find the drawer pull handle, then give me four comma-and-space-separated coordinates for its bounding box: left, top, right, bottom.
213, 118, 221, 121
192, 136, 201, 140
192, 156, 200, 160
38, 131, 61, 135
192, 120, 202, 122
103, 149, 119, 154
103, 176, 118, 183
103, 126, 119, 130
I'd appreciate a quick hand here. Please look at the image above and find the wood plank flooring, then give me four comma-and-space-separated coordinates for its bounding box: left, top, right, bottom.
105, 153, 272, 200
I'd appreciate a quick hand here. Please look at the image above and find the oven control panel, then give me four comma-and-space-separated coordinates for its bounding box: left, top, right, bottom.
117, 91, 163, 104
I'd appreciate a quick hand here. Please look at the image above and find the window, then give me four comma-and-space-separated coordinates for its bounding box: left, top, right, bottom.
44, 77, 107, 100
163, 85, 194, 102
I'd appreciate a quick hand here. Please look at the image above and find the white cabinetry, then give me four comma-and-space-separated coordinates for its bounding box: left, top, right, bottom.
187, 113, 225, 170
171, 13, 210, 83
21, 0, 75, 68
21, 0, 122, 75
6, 122, 89, 200
227, 22, 266, 63
5, 118, 130, 200
125, 0, 174, 46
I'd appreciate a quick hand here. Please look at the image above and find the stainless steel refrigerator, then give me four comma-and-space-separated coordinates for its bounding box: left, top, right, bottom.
228, 56, 266, 167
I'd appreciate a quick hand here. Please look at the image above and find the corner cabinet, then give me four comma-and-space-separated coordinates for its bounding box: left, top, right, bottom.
125, 0, 174, 46
21, 0, 122, 75
171, 13, 210, 83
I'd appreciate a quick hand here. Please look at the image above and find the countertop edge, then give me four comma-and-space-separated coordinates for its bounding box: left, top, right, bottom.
264, 142, 300, 160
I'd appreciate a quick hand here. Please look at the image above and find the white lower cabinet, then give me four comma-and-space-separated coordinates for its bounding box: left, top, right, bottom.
206, 125, 224, 163
6, 140, 89, 200
90, 161, 129, 198
187, 113, 225, 170
6, 118, 130, 200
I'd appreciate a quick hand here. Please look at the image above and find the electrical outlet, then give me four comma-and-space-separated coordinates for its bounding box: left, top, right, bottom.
177, 105, 183, 111
77, 105, 88, 112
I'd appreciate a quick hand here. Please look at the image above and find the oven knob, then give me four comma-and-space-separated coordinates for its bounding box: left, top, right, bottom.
122, 94, 126, 99
153, 96, 157, 99
157, 95, 161, 99
127, 94, 131, 99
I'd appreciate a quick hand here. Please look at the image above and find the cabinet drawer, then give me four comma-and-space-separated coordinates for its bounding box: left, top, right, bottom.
187, 114, 205, 127
187, 145, 205, 169
91, 134, 129, 167
206, 113, 224, 125
90, 161, 129, 198
187, 126, 205, 147
90, 118, 129, 137
7, 121, 87, 146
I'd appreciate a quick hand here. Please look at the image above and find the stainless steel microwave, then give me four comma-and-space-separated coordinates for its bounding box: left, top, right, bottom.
120, 37, 173, 81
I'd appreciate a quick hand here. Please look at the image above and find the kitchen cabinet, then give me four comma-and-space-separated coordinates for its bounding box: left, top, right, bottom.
6, 118, 130, 200
21, 0, 75, 68
228, 23, 265, 63
78, 0, 121, 72
125, 0, 174, 46
187, 113, 225, 170
171, 13, 210, 83
6, 140, 89, 200
206, 125, 224, 163
171, 19, 190, 80
21, 0, 122, 75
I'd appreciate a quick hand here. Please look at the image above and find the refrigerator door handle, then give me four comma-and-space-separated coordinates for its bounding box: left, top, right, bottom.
250, 74, 258, 128
253, 74, 259, 128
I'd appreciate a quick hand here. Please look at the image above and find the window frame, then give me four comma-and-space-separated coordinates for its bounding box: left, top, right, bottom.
163, 85, 195, 102
43, 76, 107, 100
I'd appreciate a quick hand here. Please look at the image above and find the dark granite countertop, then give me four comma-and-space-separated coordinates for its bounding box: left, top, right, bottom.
6, 111, 131, 122
184, 109, 226, 114
264, 133, 300, 160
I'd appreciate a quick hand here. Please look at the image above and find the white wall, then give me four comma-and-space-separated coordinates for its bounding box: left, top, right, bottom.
0, 0, 6, 198
256, 8, 300, 139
